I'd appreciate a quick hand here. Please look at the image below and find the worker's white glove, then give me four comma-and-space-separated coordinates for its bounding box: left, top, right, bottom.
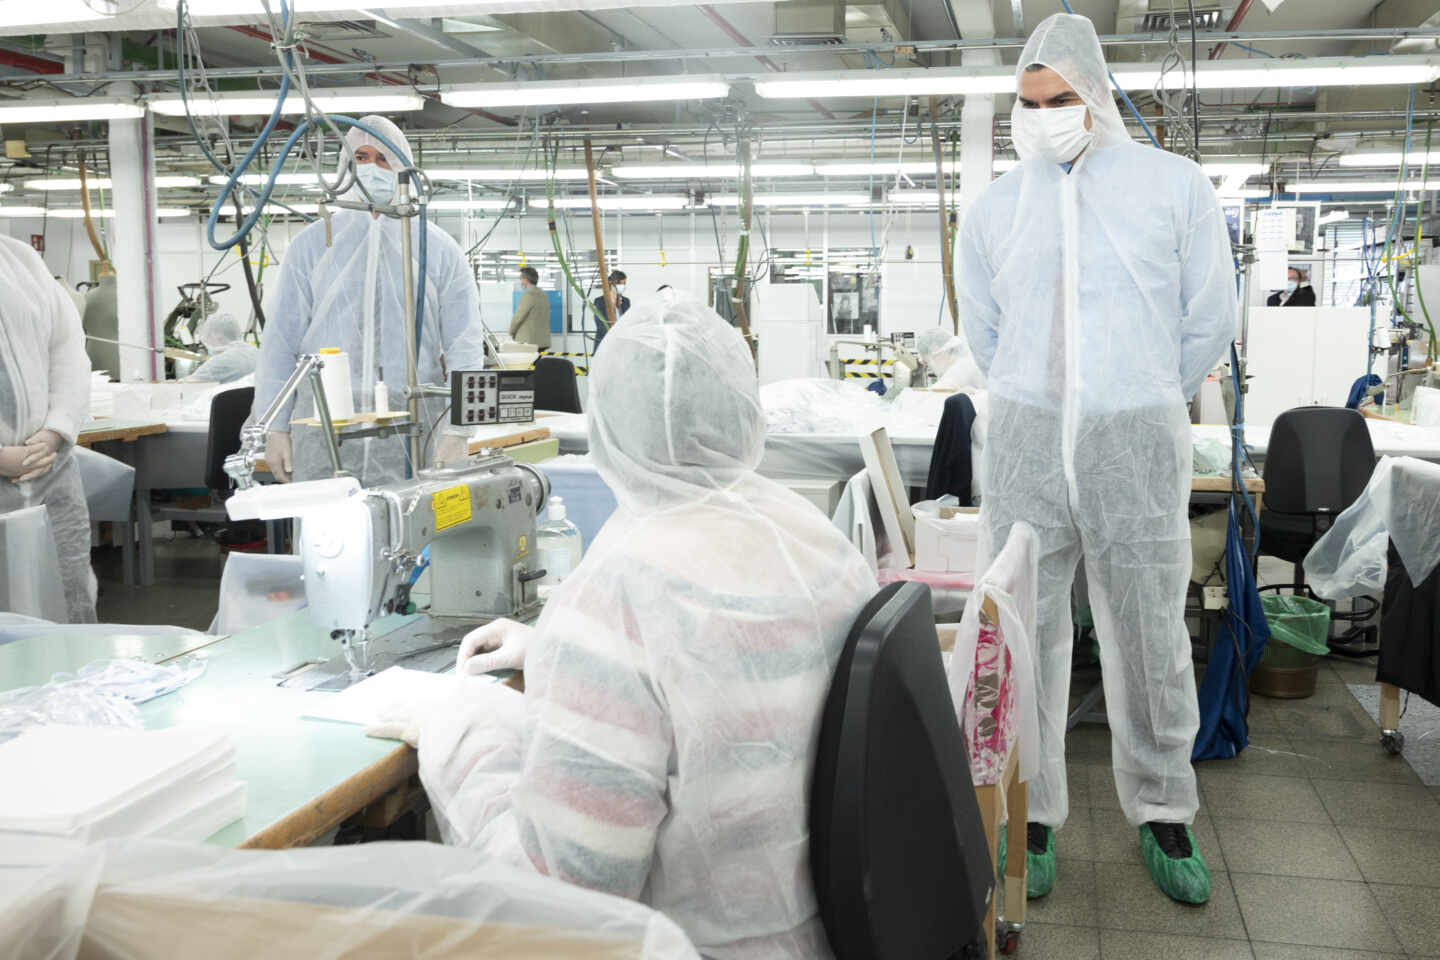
265, 431, 293, 483
15, 430, 62, 483
435, 432, 470, 466
457, 618, 534, 677
364, 703, 421, 747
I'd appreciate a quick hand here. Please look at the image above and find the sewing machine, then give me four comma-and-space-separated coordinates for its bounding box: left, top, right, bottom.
227, 456, 550, 689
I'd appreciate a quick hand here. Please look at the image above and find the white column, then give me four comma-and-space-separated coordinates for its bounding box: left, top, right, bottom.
108, 82, 160, 381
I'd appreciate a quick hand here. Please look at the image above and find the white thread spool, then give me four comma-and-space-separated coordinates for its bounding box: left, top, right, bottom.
317, 348, 355, 420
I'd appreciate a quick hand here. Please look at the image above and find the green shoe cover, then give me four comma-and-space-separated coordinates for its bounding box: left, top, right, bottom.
1140, 824, 1211, 904
998, 825, 1057, 899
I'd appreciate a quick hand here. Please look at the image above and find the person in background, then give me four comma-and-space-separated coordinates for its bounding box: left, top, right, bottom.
185, 313, 257, 383
590, 270, 631, 350
255, 115, 486, 485
370, 298, 877, 960
1267, 266, 1317, 307
509, 266, 551, 351
957, 13, 1234, 905
0, 235, 96, 622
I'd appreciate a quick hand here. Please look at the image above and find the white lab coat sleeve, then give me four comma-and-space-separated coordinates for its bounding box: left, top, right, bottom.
254, 231, 317, 432
1177, 170, 1237, 399
957, 207, 1003, 377
41, 263, 90, 445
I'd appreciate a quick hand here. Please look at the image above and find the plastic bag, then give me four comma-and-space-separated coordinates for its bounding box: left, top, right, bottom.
56, 658, 207, 705
1260, 594, 1331, 656
0, 657, 206, 743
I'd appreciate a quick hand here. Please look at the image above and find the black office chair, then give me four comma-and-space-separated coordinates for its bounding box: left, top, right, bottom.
811, 581, 991, 960
533, 356, 583, 414
204, 386, 255, 493
1259, 406, 1378, 651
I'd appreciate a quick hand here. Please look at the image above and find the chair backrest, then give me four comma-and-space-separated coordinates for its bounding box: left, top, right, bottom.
811, 581, 992, 960
533, 356, 583, 414
1263, 406, 1376, 515
205, 387, 255, 492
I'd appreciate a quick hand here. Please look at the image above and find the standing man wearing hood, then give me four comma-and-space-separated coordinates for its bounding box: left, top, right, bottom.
255, 115, 488, 484
958, 14, 1235, 904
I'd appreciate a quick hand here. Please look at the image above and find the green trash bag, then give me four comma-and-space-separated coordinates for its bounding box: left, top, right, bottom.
1260, 594, 1331, 656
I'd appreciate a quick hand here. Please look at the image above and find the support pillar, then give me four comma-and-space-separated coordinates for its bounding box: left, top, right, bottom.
107, 81, 160, 381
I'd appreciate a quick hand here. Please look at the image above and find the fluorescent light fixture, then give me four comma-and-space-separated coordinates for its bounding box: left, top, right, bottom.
148, 90, 424, 117
241, 203, 322, 215
754, 67, 1014, 100
27, 176, 201, 190
816, 161, 960, 177
441, 75, 729, 110
612, 163, 815, 179
0, 185, 9, 194
208, 173, 332, 187
1288, 180, 1434, 193
885, 191, 941, 207
545, 196, 691, 211
1204, 162, 1266, 177
0, 207, 49, 218
1215, 188, 1271, 199
426, 198, 518, 211
1319, 210, 1351, 226
0, 99, 145, 123
705, 193, 869, 207
1338, 151, 1440, 167
428, 167, 590, 182
162, 0, 532, 12
12, 207, 194, 219
1114, 54, 1440, 92
0, 1, 107, 28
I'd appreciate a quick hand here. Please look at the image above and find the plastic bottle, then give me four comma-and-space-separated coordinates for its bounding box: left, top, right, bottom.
537, 496, 583, 589
373, 365, 389, 414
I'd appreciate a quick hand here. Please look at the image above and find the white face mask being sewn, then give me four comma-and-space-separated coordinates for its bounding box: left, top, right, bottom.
352, 163, 398, 205
1011, 104, 1094, 164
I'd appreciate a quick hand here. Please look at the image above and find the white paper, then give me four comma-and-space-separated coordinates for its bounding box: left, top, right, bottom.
301, 666, 492, 727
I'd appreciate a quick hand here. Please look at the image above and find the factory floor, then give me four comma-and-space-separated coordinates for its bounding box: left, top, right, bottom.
91, 540, 1440, 958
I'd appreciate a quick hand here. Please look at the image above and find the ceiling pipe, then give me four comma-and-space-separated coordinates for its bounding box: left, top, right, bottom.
0, 46, 63, 75
695, 3, 835, 120
1210, 0, 1256, 59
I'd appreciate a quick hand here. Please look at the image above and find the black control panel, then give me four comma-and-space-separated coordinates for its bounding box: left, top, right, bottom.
449, 370, 536, 426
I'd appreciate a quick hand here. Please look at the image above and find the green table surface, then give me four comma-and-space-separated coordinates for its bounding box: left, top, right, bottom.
0, 611, 424, 847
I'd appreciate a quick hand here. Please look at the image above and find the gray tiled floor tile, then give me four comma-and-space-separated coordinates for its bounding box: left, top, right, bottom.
1251, 944, 1403, 960
1094, 862, 1246, 939
1339, 824, 1440, 887
1230, 874, 1401, 953
1196, 773, 1330, 823
1090, 807, 1224, 871
1086, 763, 1123, 810
1057, 807, 1096, 863
1246, 699, 1379, 741
1194, 737, 1314, 780
1325, 658, 1380, 685
1312, 778, 1440, 831
1284, 737, 1424, 785
1371, 882, 1440, 956
1067, 725, 1114, 763
1025, 859, 1099, 927
1022, 923, 1100, 960
1212, 818, 1361, 881
1098, 930, 1254, 960
1067, 763, 1095, 809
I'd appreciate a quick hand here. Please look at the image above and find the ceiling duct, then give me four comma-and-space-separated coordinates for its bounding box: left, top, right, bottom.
1142, 6, 1224, 31
771, 0, 846, 47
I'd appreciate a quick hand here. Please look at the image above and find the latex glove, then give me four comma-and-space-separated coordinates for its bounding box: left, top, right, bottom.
0, 446, 30, 480
435, 432, 470, 466
364, 703, 421, 747
16, 430, 62, 483
456, 618, 534, 677
265, 431, 293, 483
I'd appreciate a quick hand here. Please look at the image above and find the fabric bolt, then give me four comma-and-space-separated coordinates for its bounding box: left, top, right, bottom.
253, 116, 487, 486
958, 13, 1234, 829
0, 234, 96, 623
417, 297, 877, 960
924, 392, 978, 505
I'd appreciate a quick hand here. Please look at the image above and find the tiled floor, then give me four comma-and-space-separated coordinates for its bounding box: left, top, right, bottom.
1026, 658, 1440, 959
93, 533, 226, 631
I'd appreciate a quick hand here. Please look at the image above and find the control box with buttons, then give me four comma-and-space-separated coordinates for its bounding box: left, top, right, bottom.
450, 370, 536, 426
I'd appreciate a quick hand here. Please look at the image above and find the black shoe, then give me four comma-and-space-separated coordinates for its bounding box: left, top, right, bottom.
1146, 821, 1193, 859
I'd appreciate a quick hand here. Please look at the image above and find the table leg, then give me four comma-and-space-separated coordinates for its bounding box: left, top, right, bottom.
120, 518, 135, 585
137, 480, 155, 587
1004, 773, 1028, 932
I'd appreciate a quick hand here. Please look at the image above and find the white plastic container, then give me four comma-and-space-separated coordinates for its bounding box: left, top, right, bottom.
912, 500, 981, 575
316, 348, 355, 420
537, 496, 583, 589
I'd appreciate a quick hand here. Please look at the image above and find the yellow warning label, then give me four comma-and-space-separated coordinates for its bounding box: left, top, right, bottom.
432, 485, 472, 532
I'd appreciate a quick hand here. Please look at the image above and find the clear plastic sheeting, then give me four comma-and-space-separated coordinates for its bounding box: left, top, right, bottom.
1305, 456, 1440, 601
209, 553, 306, 635
0, 615, 210, 646
760, 379, 889, 436
0, 506, 67, 622
1, 839, 701, 960
71, 447, 135, 523
0, 657, 206, 743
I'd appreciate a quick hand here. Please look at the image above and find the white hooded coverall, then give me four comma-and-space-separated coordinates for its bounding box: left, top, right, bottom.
958, 13, 1236, 829
415, 299, 878, 960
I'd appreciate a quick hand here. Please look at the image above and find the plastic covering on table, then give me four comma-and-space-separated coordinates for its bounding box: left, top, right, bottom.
1305, 456, 1440, 601
170, 378, 254, 424
538, 455, 618, 551
208, 553, 306, 635
0, 614, 210, 646
72, 447, 134, 523
0, 507, 67, 623
1, 839, 701, 960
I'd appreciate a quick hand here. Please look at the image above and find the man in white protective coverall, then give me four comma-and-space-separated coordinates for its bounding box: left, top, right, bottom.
958, 13, 1234, 904
255, 115, 487, 485
0, 234, 97, 622
367, 298, 878, 960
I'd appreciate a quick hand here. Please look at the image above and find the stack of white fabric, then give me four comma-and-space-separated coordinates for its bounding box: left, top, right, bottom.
0, 726, 244, 866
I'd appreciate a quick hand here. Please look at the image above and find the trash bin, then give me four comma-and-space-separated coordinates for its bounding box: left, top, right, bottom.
1251, 594, 1332, 699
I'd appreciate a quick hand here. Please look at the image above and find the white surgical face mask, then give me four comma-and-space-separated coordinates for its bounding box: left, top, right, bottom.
1285, 280, 1299, 295
353, 162, 397, 204
616, 283, 627, 293
1011, 104, 1094, 164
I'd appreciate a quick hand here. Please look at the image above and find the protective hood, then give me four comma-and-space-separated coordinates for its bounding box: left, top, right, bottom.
1016, 13, 1128, 150
587, 298, 763, 512
199, 312, 242, 351
342, 114, 414, 172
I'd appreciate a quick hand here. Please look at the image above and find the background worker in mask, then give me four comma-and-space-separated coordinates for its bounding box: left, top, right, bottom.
590, 269, 631, 350
255, 115, 487, 484
1266, 266, 1317, 307
958, 13, 1234, 905
0, 234, 96, 622
184, 312, 257, 383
